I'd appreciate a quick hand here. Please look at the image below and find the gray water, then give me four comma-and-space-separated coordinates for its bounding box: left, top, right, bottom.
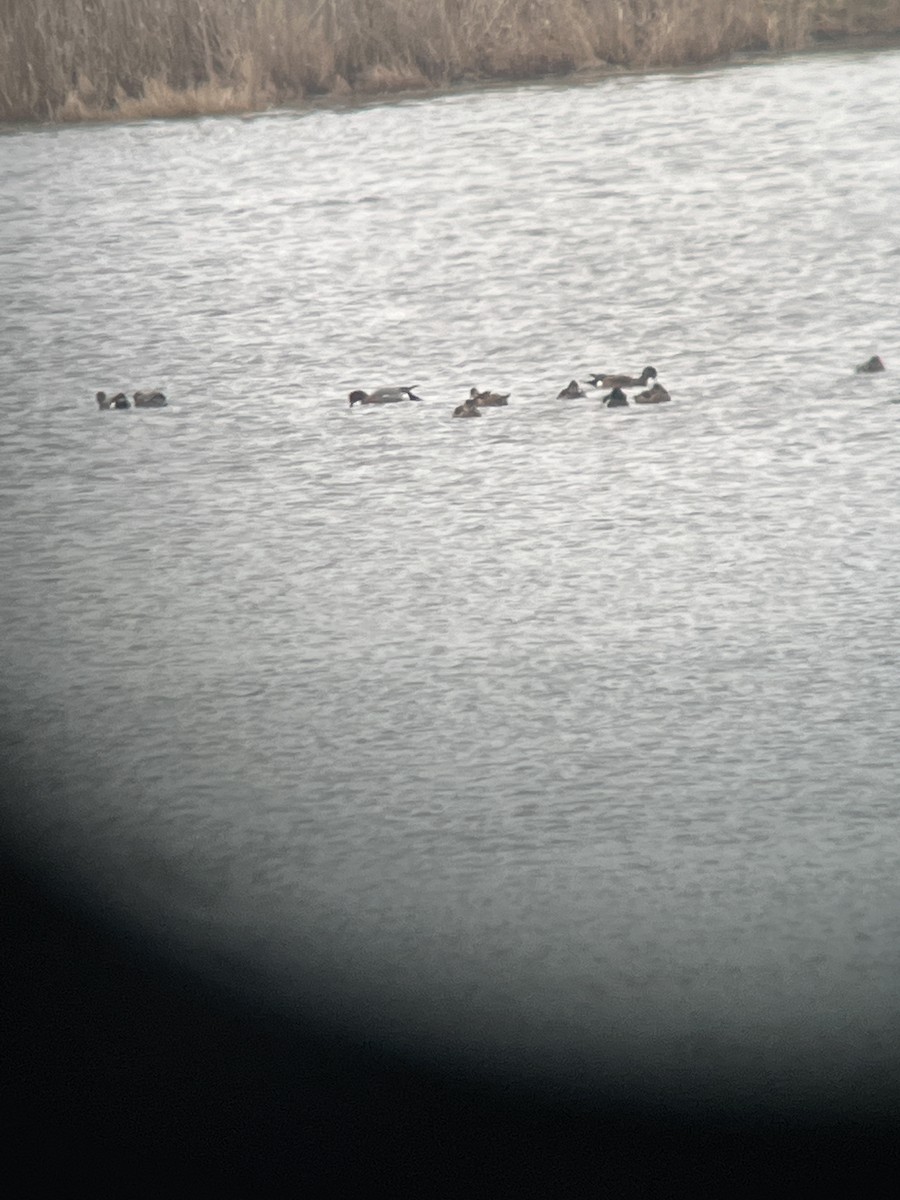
3, 46, 900, 1111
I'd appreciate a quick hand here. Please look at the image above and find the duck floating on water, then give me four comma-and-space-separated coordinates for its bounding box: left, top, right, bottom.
96, 391, 130, 409
634, 382, 671, 404
469, 387, 510, 406
133, 390, 167, 407
557, 380, 586, 399
453, 397, 482, 418
586, 366, 658, 389
604, 387, 629, 407
855, 356, 885, 373
349, 386, 423, 406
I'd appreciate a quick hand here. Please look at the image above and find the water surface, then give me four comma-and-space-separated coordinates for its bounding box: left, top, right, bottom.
3, 46, 900, 1113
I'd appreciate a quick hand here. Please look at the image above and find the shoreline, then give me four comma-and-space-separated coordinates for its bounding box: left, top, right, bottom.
3, 21, 900, 129
306, 31, 900, 116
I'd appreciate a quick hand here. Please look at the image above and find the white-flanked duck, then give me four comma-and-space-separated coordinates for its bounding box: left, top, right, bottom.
96, 391, 130, 409
348, 386, 423, 406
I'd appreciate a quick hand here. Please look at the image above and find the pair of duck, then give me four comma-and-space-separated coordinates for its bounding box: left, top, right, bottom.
453, 386, 511, 417
97, 390, 167, 409
557, 366, 670, 405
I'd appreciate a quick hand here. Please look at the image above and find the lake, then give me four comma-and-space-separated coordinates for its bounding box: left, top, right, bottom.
2, 43, 900, 1117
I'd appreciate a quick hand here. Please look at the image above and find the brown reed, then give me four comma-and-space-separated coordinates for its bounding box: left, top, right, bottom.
1, 0, 898, 123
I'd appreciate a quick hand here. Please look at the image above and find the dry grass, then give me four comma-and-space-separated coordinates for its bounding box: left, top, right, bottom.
1, 0, 899, 123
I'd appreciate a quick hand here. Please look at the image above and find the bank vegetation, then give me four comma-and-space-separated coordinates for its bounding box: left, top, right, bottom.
2, 0, 899, 123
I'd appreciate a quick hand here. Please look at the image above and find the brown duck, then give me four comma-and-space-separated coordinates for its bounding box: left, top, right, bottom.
855, 356, 885, 374
469, 387, 510, 406
557, 380, 586, 399
633, 383, 671, 404
453, 397, 482, 418
585, 366, 657, 389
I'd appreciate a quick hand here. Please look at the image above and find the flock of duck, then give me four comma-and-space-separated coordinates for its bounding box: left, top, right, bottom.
94, 356, 886, 415
346, 356, 886, 417
96, 390, 167, 409
346, 365, 671, 418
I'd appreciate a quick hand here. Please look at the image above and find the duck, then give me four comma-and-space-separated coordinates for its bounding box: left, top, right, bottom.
585, 366, 658, 389
96, 391, 130, 409
453, 397, 482, 418
133, 390, 167, 407
855, 356, 885, 373
469, 387, 510, 406
633, 382, 671, 404
604, 387, 629, 407
349, 386, 423, 406
557, 380, 586, 399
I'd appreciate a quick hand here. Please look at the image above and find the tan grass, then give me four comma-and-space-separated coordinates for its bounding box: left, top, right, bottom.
1, 1, 899, 124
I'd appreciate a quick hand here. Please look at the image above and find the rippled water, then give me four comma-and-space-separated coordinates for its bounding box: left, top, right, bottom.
3, 46, 900, 1110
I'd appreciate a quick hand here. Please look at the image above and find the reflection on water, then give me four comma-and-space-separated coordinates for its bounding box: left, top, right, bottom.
3, 47, 900, 1109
